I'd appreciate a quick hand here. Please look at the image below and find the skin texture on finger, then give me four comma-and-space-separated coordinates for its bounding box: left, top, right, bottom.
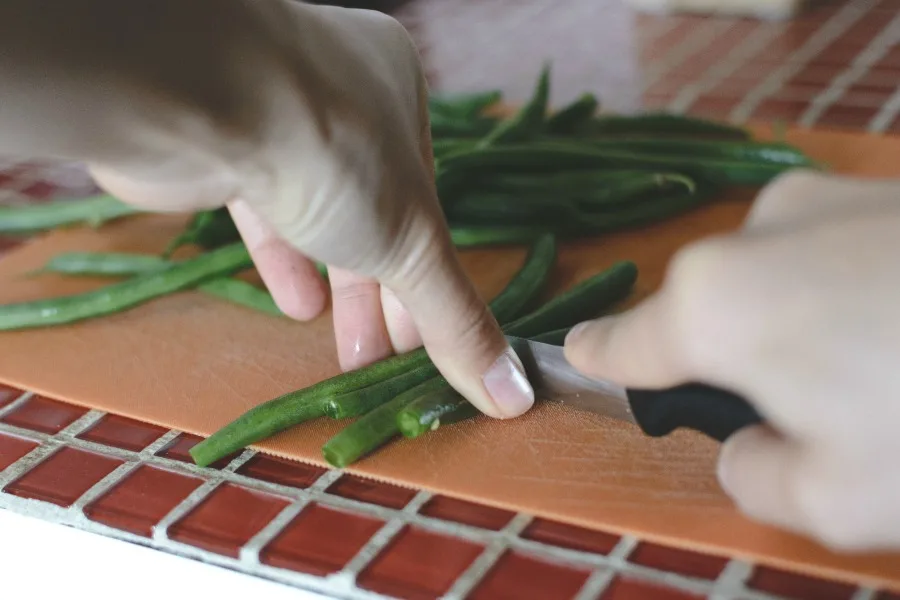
328, 267, 396, 372
563, 293, 691, 390
228, 200, 328, 321
380, 285, 422, 353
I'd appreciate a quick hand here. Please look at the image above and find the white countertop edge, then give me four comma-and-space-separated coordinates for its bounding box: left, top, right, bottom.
0, 507, 332, 600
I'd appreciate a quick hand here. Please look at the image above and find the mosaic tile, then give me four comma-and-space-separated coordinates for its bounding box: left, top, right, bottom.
521, 518, 620, 555
627, 542, 728, 580
327, 474, 416, 509
469, 550, 590, 600
418, 495, 515, 531
78, 413, 168, 452
4, 447, 122, 507
235, 454, 327, 489
1, 395, 88, 434
747, 566, 857, 600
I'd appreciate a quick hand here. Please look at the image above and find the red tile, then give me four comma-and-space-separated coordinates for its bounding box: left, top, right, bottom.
0, 384, 23, 409
84, 465, 202, 536
775, 82, 829, 99
358, 526, 483, 600
0, 432, 39, 472
1, 395, 88, 434
602, 577, 702, 600
419, 496, 515, 531
521, 519, 620, 555
816, 104, 879, 130
837, 89, 895, 106
812, 40, 867, 66
685, 95, 740, 120
4, 447, 123, 507
747, 566, 857, 600
875, 592, 900, 600
169, 483, 289, 557
236, 454, 326, 489
77, 414, 167, 452
261, 503, 384, 575
851, 68, 900, 92
627, 542, 727, 580
751, 97, 812, 121
469, 551, 590, 600
707, 77, 761, 97
327, 474, 416, 509
787, 64, 846, 86
155, 432, 238, 469
876, 45, 900, 70
19, 180, 59, 200
889, 113, 900, 134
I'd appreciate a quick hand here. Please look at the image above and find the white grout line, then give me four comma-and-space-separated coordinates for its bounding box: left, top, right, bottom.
642, 19, 737, 90
851, 589, 878, 600
869, 85, 900, 133
798, 12, 900, 127
442, 513, 532, 599
729, 0, 881, 123
241, 499, 312, 563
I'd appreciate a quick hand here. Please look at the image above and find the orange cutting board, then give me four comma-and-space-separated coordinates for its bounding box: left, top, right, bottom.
1, 125, 899, 591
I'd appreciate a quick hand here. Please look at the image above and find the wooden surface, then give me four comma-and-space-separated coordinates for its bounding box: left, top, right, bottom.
1, 125, 899, 590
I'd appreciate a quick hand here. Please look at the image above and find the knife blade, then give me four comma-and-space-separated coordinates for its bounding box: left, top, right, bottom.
505, 335, 764, 442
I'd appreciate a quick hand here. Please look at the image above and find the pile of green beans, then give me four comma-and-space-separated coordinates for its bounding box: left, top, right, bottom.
0, 65, 820, 469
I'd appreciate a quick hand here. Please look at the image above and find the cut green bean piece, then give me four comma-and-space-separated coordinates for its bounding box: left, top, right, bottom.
477, 65, 550, 147
198, 278, 282, 317
547, 93, 599, 135
322, 376, 448, 468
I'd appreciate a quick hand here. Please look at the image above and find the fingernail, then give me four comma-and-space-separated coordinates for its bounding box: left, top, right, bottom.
482, 346, 535, 418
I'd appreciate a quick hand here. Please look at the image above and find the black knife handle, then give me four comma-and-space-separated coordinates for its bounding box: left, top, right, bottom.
626, 383, 763, 443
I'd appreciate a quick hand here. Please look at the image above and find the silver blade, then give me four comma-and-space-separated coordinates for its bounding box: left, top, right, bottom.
506, 335, 637, 424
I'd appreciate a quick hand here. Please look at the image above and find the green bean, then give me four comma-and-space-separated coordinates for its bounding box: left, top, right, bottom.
322, 376, 448, 468
585, 112, 751, 140
31, 252, 171, 277
197, 278, 282, 317
581, 139, 816, 167
0, 242, 252, 331
190, 234, 557, 466
0, 194, 139, 234
546, 93, 599, 135
324, 234, 557, 420
163, 207, 241, 257
477, 64, 550, 147
429, 90, 502, 119
437, 141, 790, 187
449, 226, 546, 248
397, 262, 638, 439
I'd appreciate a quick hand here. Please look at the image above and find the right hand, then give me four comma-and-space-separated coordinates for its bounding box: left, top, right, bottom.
0, 0, 535, 419
564, 170, 900, 551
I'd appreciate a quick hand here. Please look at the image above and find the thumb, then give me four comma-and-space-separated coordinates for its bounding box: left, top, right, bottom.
563, 293, 691, 389
383, 213, 535, 420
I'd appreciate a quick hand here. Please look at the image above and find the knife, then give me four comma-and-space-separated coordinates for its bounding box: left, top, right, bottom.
505, 335, 763, 443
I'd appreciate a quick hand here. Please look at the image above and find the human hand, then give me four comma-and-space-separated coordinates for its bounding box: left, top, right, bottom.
0, 0, 534, 419
563, 170, 900, 551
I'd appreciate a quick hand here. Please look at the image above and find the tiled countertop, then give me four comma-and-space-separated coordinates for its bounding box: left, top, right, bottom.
1, 1, 899, 599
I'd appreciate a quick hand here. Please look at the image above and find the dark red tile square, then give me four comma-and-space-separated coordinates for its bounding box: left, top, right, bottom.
876, 45, 900, 70
168, 483, 289, 557
0, 384, 23, 409
889, 113, 900, 134
260, 503, 384, 575
816, 104, 879, 129
155, 433, 238, 469
358, 526, 483, 600
4, 447, 123, 507
685, 95, 739, 120
327, 474, 416, 509
851, 68, 900, 92
0, 432, 39, 472
1, 395, 88, 434
787, 64, 846, 87
875, 592, 900, 600
419, 496, 515, 531
601, 576, 702, 600
84, 465, 203, 537
77, 414, 168, 452
469, 551, 590, 600
752, 97, 812, 121
236, 454, 327, 489
627, 542, 727, 580
521, 519, 620, 555
747, 566, 857, 600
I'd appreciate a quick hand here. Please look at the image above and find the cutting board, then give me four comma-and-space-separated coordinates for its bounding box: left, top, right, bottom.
1, 124, 899, 591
